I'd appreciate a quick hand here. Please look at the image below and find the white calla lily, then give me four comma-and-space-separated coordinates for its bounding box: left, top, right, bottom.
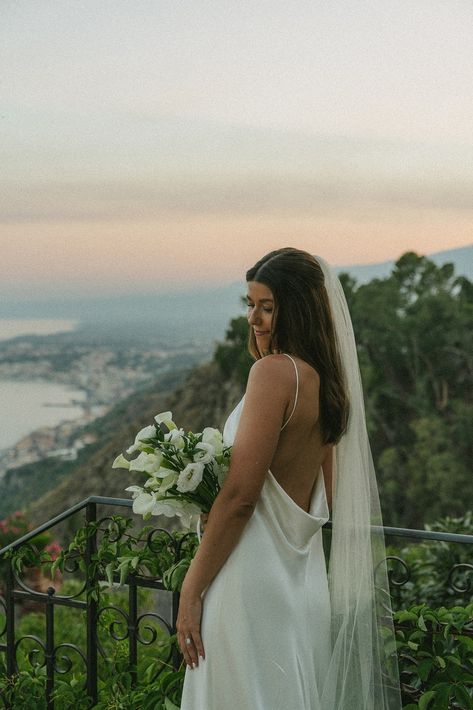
154, 411, 176, 430
129, 452, 162, 474
159, 472, 179, 493
124, 485, 143, 497
144, 477, 161, 492
126, 424, 157, 454
112, 454, 130, 470
132, 492, 157, 515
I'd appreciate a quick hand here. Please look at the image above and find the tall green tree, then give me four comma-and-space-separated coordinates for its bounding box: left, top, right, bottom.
214, 253, 472, 527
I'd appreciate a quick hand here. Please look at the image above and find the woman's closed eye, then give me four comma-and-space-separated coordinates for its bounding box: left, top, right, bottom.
247, 302, 273, 314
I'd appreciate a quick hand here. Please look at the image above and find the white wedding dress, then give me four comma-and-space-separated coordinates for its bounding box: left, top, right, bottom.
180, 355, 331, 710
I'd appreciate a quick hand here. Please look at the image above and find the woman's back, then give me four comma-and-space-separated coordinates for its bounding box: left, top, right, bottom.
266, 353, 332, 514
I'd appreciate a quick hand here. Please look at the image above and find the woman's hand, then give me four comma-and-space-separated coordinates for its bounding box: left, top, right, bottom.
176, 583, 205, 668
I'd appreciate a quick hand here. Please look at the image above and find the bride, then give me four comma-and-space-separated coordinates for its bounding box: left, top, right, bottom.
177, 248, 401, 709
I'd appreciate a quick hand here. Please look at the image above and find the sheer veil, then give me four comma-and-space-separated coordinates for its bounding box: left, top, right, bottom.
315, 256, 402, 709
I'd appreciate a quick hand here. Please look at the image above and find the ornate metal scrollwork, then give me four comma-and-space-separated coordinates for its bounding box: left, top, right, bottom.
14, 634, 46, 670
97, 605, 130, 642
97, 516, 127, 545
385, 556, 410, 588
136, 611, 174, 681
0, 596, 6, 639
447, 562, 473, 594
53, 642, 87, 681
146, 527, 174, 554
136, 611, 172, 646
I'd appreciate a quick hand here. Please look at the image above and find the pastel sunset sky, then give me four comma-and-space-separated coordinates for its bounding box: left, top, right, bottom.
1, 1, 472, 299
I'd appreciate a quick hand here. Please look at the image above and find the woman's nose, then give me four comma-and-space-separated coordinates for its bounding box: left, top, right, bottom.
248, 308, 260, 325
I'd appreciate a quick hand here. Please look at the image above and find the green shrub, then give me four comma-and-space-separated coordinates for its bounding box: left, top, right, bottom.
396, 603, 473, 709
387, 513, 473, 611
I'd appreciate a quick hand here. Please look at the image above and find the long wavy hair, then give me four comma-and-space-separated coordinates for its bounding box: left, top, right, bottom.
246, 247, 349, 444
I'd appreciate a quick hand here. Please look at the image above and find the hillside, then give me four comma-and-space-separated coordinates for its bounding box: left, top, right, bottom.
25, 359, 244, 529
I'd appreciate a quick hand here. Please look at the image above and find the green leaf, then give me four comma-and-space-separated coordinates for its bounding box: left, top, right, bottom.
418, 615, 428, 631
446, 654, 461, 666
418, 658, 433, 681
435, 655, 446, 670
431, 683, 451, 710
458, 635, 473, 652
396, 610, 420, 623
419, 690, 436, 710
164, 699, 180, 710
454, 685, 472, 710
105, 561, 115, 587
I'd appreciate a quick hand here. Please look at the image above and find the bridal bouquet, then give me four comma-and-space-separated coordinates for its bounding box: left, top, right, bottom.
112, 411, 231, 527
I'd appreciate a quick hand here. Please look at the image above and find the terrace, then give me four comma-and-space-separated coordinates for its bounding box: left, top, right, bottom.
1, 497, 472, 709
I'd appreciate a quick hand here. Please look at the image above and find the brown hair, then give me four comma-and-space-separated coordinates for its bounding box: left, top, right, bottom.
246, 247, 349, 444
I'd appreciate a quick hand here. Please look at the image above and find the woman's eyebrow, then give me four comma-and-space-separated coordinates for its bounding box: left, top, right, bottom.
246, 297, 274, 303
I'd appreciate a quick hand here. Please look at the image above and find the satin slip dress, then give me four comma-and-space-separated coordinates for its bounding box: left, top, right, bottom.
180, 354, 331, 710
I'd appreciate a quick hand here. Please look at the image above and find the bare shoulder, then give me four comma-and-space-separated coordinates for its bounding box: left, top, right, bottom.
250, 353, 320, 387
248, 354, 296, 386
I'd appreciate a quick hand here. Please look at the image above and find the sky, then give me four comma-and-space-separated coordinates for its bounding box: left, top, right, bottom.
1, 0, 472, 299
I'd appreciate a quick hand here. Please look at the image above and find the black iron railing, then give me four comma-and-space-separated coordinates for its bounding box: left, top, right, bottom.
0, 496, 472, 708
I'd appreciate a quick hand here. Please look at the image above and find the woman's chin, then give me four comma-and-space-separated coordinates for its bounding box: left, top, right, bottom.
255, 338, 272, 355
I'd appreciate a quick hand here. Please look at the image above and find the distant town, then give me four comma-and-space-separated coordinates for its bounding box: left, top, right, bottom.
0, 332, 210, 478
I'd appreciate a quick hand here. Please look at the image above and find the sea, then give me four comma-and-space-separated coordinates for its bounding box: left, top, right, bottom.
0, 319, 85, 451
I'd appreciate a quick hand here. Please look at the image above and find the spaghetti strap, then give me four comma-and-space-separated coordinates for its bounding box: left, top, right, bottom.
280, 354, 299, 431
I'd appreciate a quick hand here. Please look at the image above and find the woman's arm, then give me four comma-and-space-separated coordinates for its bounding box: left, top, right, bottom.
176, 355, 291, 666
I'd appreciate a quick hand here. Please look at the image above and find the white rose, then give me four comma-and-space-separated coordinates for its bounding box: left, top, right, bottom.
176, 462, 205, 492
193, 442, 215, 465
202, 427, 223, 456
164, 428, 185, 449
112, 454, 130, 470
129, 452, 162, 474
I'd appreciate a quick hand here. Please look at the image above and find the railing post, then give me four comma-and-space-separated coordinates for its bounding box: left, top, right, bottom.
171, 591, 180, 671
85, 502, 98, 706
45, 587, 55, 710
4, 560, 15, 709
128, 575, 138, 687
5, 561, 15, 679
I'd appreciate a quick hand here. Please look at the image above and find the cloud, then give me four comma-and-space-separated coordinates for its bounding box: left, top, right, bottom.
1, 174, 472, 225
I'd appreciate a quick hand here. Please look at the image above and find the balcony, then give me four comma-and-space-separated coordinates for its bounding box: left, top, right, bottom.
1, 497, 472, 709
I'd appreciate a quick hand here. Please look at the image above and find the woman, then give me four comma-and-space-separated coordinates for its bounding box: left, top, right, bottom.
177, 248, 401, 710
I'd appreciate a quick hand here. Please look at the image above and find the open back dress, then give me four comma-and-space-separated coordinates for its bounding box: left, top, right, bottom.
180, 354, 331, 710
